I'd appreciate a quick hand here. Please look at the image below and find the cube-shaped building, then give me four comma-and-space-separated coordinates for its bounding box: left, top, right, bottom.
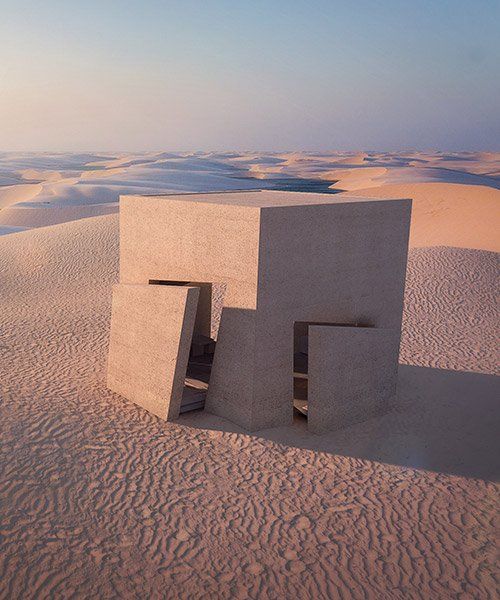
107, 190, 411, 432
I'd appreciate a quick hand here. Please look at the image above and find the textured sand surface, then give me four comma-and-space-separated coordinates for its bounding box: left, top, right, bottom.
0, 183, 42, 209
344, 182, 500, 252
0, 203, 117, 230
401, 246, 498, 375
0, 210, 498, 599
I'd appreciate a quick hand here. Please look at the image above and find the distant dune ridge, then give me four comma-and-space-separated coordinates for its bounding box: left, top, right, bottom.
0, 151, 498, 598
0, 182, 42, 210
0, 150, 499, 233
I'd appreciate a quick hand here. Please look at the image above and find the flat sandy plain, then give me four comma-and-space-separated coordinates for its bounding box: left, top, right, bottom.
0, 151, 499, 599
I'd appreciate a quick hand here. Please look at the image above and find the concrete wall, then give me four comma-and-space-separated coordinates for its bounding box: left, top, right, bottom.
307, 326, 401, 433
119, 194, 262, 427
107, 283, 199, 420
119, 195, 260, 309
252, 199, 411, 430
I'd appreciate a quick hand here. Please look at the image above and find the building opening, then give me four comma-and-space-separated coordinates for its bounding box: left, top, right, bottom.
293, 322, 309, 419
149, 280, 226, 413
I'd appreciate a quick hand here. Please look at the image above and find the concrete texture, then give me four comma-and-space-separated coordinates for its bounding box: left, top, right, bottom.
107, 283, 199, 420
307, 326, 401, 434
112, 190, 411, 431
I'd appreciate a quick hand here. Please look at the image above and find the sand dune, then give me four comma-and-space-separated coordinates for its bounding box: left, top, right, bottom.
224, 150, 500, 191
0, 208, 497, 598
1, 151, 498, 233
19, 168, 63, 182
343, 182, 500, 251
0, 152, 263, 233
0, 183, 42, 209
325, 167, 387, 190
0, 224, 30, 235
0, 204, 118, 230
330, 152, 368, 165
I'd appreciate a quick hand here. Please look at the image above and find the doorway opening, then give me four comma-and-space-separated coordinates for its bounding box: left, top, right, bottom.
149, 280, 226, 414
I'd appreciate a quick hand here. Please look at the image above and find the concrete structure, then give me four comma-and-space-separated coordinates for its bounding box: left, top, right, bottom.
108, 190, 411, 432
108, 283, 199, 420
307, 326, 401, 433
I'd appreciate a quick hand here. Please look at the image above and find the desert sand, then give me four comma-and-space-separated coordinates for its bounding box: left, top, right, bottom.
344, 182, 500, 252
0, 152, 498, 598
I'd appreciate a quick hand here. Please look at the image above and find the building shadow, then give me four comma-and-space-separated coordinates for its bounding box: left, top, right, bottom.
177, 364, 500, 482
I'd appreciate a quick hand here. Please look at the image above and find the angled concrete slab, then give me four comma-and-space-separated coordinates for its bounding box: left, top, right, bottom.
307, 326, 400, 434
107, 283, 199, 420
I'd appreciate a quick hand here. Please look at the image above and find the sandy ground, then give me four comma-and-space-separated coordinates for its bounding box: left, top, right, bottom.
0, 152, 499, 598
343, 182, 500, 252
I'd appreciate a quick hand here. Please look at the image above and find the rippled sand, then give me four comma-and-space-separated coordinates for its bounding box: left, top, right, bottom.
0, 208, 497, 598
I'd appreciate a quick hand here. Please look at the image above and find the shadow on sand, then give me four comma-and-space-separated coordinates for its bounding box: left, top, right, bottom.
178, 364, 500, 482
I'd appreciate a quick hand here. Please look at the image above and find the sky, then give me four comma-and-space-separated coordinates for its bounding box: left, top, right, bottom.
0, 0, 499, 151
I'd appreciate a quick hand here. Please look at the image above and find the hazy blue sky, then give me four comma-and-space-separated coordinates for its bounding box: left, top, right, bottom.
1, 0, 499, 151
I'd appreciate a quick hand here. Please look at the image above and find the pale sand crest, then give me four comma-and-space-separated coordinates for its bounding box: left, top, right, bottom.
343, 182, 500, 252
1, 151, 498, 233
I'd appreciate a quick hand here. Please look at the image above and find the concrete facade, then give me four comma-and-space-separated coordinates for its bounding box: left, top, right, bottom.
110, 190, 411, 431
307, 326, 401, 433
107, 283, 199, 420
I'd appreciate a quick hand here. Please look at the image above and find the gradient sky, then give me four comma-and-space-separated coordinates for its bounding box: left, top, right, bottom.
1, 0, 499, 151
